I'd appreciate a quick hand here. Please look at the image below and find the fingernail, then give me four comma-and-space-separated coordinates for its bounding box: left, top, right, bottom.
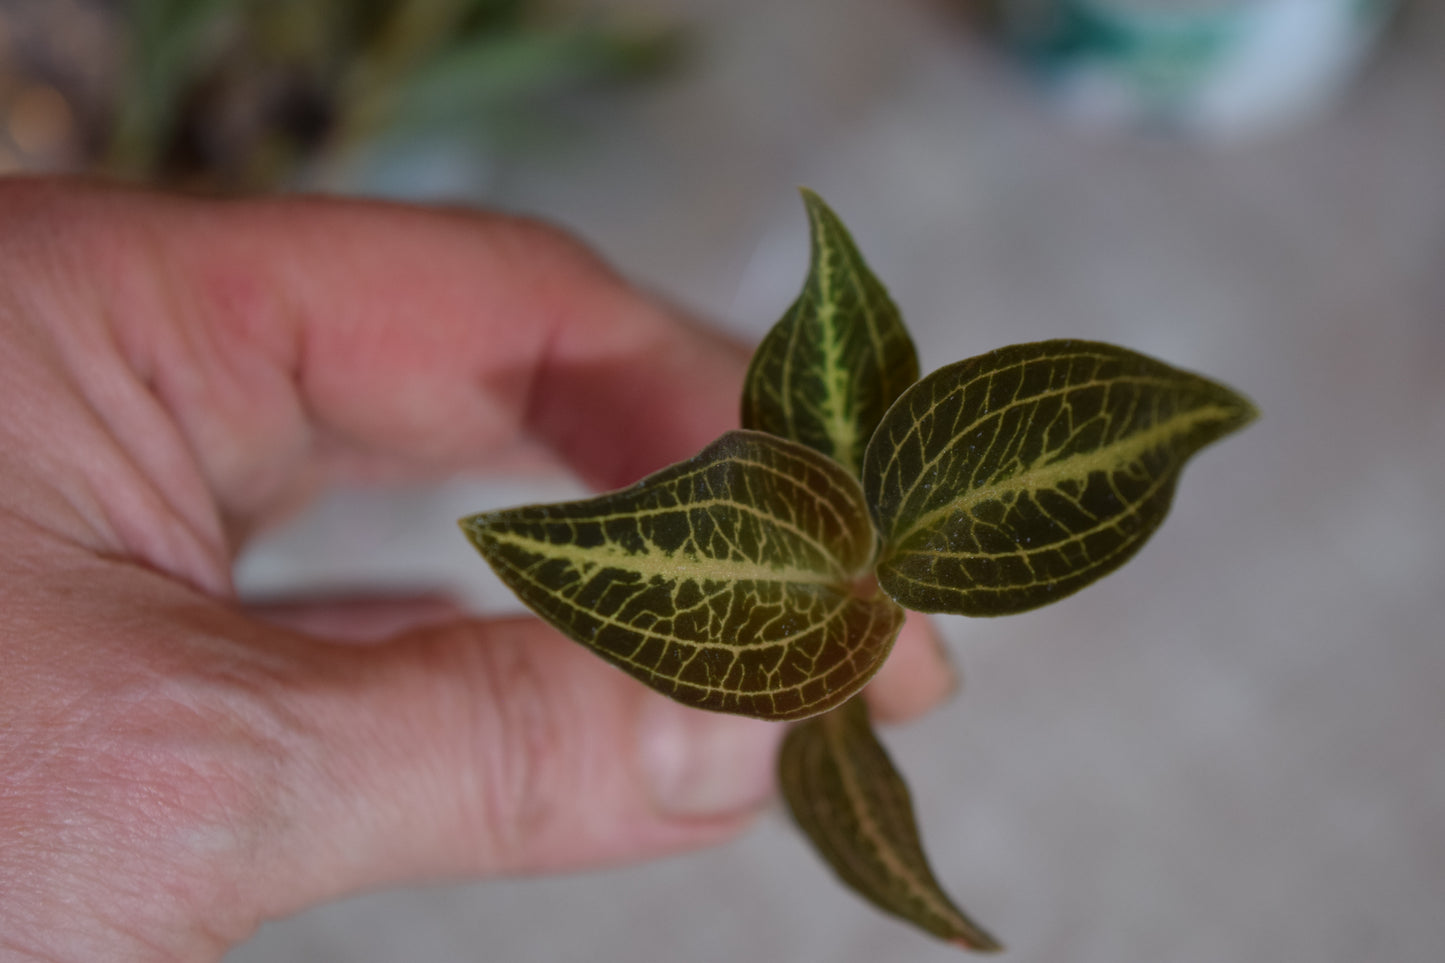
636, 697, 785, 818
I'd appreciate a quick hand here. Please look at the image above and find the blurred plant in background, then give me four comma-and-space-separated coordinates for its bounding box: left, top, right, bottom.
0, 0, 678, 193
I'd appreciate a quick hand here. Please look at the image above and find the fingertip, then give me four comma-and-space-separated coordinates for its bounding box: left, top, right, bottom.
635, 694, 785, 819
526, 309, 753, 489
864, 612, 959, 724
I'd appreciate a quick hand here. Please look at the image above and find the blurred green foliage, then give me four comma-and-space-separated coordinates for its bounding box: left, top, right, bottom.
106, 0, 678, 192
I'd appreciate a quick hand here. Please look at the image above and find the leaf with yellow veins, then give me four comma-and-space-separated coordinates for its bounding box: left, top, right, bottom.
461, 430, 904, 721
864, 340, 1258, 615
742, 189, 919, 477
780, 696, 1002, 952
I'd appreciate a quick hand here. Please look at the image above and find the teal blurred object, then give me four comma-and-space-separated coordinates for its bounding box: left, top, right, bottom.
984, 0, 1397, 138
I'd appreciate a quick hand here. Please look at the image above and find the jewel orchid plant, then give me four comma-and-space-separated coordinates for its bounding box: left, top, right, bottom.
461, 190, 1256, 952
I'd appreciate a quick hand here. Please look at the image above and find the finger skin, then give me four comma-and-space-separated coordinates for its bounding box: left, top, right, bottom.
0, 178, 749, 595
247, 594, 465, 643
1, 178, 747, 554
0, 533, 780, 959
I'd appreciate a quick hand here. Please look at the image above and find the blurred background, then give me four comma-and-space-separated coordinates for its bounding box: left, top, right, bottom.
5, 1, 1443, 961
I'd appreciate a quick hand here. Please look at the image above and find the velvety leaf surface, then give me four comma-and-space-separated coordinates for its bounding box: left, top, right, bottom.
780, 696, 1002, 952
863, 340, 1257, 615
741, 189, 919, 477
461, 430, 904, 720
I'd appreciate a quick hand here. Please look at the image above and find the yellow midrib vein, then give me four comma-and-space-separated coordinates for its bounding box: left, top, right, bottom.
813, 234, 860, 472
483, 528, 845, 586
825, 712, 971, 934
890, 403, 1232, 548
877, 362, 1193, 495
492, 547, 876, 705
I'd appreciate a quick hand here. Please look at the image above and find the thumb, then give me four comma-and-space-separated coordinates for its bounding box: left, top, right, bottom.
257, 616, 783, 918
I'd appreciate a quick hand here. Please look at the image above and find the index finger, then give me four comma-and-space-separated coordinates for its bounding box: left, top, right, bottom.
13, 179, 746, 548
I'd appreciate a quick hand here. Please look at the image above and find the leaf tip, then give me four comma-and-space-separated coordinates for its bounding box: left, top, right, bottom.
1231, 389, 1262, 430
795, 186, 841, 233
953, 933, 1005, 954
456, 512, 496, 553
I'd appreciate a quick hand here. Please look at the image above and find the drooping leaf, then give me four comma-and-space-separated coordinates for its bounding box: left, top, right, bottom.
461, 430, 904, 720
780, 696, 1002, 952
741, 190, 919, 477
863, 340, 1257, 615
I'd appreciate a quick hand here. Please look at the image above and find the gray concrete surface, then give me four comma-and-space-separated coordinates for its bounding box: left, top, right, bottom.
229, 2, 1445, 960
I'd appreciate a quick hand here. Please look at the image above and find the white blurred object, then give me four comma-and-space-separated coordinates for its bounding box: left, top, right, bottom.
989, 0, 1398, 139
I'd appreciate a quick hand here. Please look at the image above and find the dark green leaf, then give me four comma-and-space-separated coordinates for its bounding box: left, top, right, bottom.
863, 340, 1257, 615
780, 696, 1002, 952
461, 430, 904, 720
741, 190, 919, 477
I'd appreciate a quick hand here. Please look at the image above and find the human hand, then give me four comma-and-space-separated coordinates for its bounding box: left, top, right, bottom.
0, 179, 956, 961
